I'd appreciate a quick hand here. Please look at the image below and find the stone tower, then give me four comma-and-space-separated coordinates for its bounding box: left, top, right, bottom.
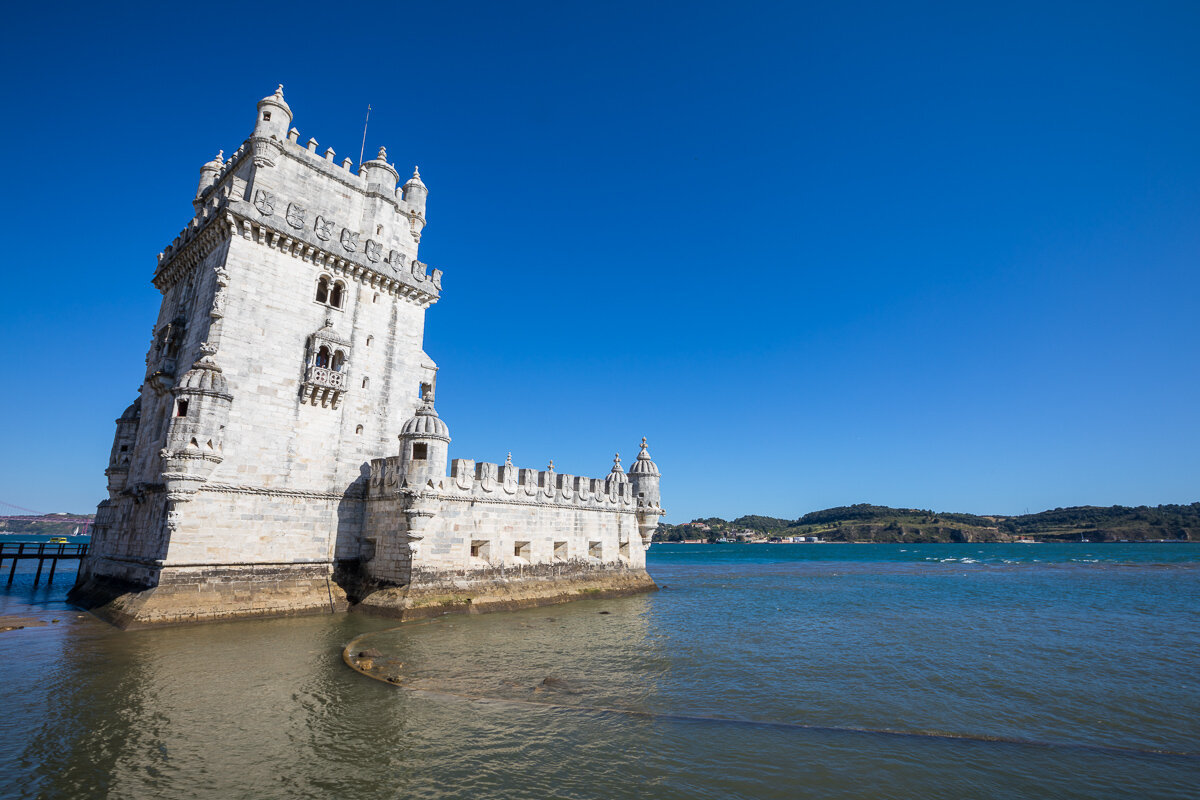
73, 86, 443, 626
73, 87, 661, 628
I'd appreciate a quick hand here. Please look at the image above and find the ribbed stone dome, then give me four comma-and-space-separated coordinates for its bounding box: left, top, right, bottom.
628, 437, 659, 476
177, 356, 230, 396
608, 454, 629, 483
118, 398, 141, 422
400, 401, 450, 441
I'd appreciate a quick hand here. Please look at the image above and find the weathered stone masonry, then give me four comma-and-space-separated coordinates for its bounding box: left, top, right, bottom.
70, 87, 663, 627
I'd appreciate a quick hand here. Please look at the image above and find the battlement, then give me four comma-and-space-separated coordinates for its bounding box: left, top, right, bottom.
366, 456, 638, 510
153, 174, 442, 307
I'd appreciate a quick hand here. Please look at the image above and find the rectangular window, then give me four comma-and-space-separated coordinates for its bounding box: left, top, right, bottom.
470, 540, 490, 560
514, 541, 530, 560
619, 540, 631, 560
553, 541, 568, 561
589, 541, 603, 560
176, 399, 188, 417
412, 443, 428, 460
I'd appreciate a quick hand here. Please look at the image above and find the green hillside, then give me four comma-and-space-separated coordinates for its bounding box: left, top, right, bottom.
655, 503, 1200, 543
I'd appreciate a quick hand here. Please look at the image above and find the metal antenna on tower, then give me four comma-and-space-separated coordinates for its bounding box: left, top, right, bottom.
358, 104, 372, 167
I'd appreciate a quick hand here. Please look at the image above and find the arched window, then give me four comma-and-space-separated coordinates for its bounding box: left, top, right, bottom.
330, 281, 345, 309
355, 424, 364, 435
331, 350, 346, 372
315, 276, 330, 304
361, 377, 370, 389
316, 346, 330, 368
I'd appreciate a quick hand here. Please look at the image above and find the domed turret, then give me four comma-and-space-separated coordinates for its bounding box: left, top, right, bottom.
254, 85, 292, 141
402, 166, 428, 217
398, 398, 450, 487
195, 150, 224, 202
608, 453, 629, 483
628, 437, 661, 510
361, 146, 400, 193
161, 352, 234, 502
176, 355, 230, 396
106, 397, 142, 496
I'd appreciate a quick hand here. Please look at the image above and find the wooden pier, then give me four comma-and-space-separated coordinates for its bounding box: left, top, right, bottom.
1, 541, 89, 587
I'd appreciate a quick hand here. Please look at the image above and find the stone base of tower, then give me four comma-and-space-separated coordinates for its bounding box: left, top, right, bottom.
352, 561, 658, 621
68, 561, 349, 629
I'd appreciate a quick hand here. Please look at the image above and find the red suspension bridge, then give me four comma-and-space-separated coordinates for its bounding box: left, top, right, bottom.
0, 500, 93, 536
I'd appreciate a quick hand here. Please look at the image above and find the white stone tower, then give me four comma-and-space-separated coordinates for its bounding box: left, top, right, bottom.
73, 86, 443, 626
73, 87, 660, 628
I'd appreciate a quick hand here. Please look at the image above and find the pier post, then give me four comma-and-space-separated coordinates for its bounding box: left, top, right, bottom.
33, 544, 46, 587
47, 546, 62, 584
7, 544, 22, 586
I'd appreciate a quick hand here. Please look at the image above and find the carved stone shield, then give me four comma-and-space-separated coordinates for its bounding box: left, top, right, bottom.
501, 465, 518, 495
520, 468, 538, 496
431, 268, 443, 290
412, 261, 427, 282
314, 215, 334, 241
453, 459, 475, 491
340, 228, 359, 252
253, 189, 275, 216
365, 240, 382, 263
557, 473, 574, 500
286, 203, 306, 229
478, 462, 498, 492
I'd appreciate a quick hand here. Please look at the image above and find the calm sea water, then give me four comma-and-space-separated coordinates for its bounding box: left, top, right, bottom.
1, 541, 1197, 799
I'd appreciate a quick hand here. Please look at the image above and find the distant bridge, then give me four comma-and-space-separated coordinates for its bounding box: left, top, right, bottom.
0, 500, 92, 536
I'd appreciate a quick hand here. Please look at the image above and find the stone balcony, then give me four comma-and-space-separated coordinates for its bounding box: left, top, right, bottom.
302, 365, 348, 408
305, 365, 348, 390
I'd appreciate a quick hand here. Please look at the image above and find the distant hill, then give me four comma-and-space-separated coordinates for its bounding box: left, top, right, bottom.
655, 503, 1200, 543
0, 515, 94, 537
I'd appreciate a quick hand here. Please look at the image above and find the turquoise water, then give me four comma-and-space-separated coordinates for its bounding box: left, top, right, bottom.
1, 543, 1197, 798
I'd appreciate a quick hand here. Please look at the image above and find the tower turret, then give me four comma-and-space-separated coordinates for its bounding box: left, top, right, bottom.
161, 351, 233, 502
628, 437, 662, 547
361, 146, 400, 193
402, 166, 428, 218
195, 150, 224, 205
628, 437, 661, 507
251, 85, 292, 167
105, 398, 142, 496
397, 397, 450, 488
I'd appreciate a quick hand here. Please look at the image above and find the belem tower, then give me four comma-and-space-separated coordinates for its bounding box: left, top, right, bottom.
70, 86, 663, 628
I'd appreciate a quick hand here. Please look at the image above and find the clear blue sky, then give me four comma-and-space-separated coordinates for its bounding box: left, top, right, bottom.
1, 1, 1197, 521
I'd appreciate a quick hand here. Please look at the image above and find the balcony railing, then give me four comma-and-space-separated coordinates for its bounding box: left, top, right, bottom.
305, 365, 348, 390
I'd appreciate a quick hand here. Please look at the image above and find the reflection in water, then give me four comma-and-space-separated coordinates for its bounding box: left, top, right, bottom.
2, 548, 1199, 799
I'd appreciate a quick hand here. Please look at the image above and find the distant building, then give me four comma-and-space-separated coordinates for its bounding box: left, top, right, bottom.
71, 87, 663, 628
